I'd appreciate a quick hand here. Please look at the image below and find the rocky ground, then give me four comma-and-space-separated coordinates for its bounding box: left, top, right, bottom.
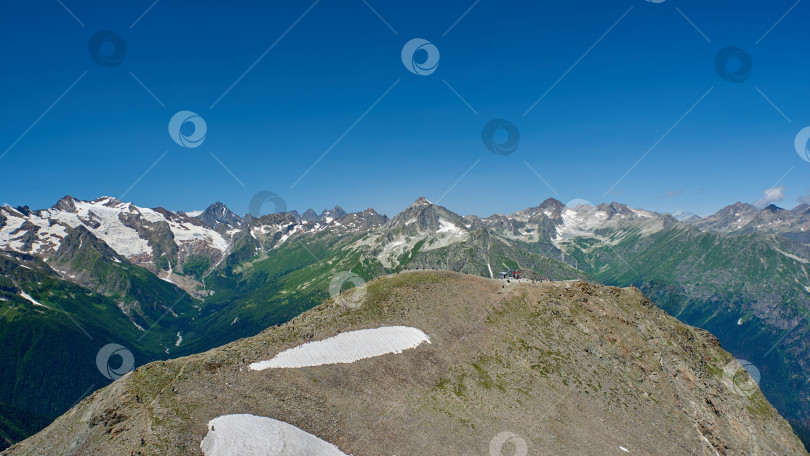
3, 271, 806, 455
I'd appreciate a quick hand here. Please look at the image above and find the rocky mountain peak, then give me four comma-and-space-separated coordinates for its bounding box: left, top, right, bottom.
13, 205, 32, 216
790, 203, 810, 216
319, 206, 347, 222
300, 209, 319, 222
287, 210, 301, 222
51, 195, 77, 213
539, 197, 564, 210
661, 213, 679, 227
197, 202, 242, 230
506, 197, 565, 221
388, 198, 463, 232
762, 204, 785, 213
719, 201, 758, 216
92, 196, 123, 207
595, 202, 634, 218
357, 208, 388, 225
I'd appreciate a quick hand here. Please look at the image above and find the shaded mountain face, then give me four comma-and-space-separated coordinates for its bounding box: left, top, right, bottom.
318, 205, 347, 223
195, 202, 242, 231
4, 272, 806, 455
299, 208, 319, 222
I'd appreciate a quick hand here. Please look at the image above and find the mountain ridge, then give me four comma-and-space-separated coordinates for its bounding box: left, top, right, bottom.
4, 272, 807, 455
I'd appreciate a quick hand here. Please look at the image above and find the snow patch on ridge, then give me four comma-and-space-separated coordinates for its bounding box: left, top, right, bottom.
553, 206, 665, 247
201, 414, 347, 456
555, 207, 609, 245
19, 291, 48, 309
250, 326, 430, 370
437, 219, 464, 235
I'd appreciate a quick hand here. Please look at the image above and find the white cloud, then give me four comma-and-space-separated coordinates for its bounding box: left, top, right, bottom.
798, 194, 810, 205
754, 186, 785, 208
672, 210, 696, 221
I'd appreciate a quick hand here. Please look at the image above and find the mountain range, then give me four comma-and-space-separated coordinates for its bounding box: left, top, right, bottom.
0, 195, 808, 449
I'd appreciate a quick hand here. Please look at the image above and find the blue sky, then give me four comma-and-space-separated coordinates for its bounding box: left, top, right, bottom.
1, 0, 809, 218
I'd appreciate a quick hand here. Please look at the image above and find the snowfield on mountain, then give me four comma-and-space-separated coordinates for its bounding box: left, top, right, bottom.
249, 326, 430, 370
200, 414, 347, 456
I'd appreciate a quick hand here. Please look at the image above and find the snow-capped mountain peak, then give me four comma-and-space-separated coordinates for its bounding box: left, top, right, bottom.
0, 196, 229, 275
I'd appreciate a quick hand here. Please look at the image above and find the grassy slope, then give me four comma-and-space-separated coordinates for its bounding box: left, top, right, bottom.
0, 250, 197, 447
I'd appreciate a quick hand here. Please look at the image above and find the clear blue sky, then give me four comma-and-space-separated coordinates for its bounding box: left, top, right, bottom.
1, 0, 809, 218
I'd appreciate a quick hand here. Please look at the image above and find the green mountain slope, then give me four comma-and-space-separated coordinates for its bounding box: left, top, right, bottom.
0, 243, 200, 448
0, 402, 48, 451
